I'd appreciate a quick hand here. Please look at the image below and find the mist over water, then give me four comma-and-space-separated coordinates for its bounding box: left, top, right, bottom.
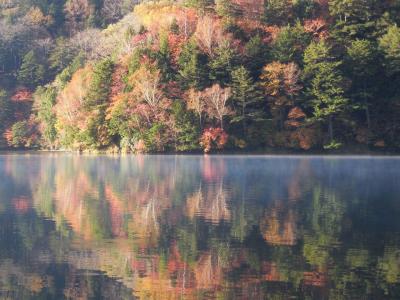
0, 154, 400, 299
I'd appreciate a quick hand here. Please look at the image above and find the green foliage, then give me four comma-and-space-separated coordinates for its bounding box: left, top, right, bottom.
81, 58, 114, 148
264, 0, 292, 25
49, 37, 78, 74
178, 39, 209, 89
271, 23, 311, 65
34, 86, 57, 148
244, 35, 268, 77
10, 121, 30, 147
156, 33, 174, 82
55, 53, 85, 89
293, 0, 317, 20
17, 50, 45, 88
172, 101, 200, 151
0, 89, 11, 133
209, 39, 237, 85
230, 66, 264, 136
379, 25, 400, 76
304, 41, 349, 142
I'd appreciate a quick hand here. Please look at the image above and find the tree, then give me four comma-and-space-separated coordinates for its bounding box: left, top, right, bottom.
379, 25, 400, 76
194, 15, 223, 56
156, 33, 174, 82
271, 23, 311, 65
178, 39, 209, 89
303, 41, 349, 145
264, 0, 292, 25
172, 101, 200, 151
130, 65, 164, 112
185, 0, 213, 14
329, 0, 379, 41
244, 35, 268, 78
17, 50, 45, 88
203, 84, 232, 129
208, 39, 237, 85
34, 86, 58, 148
0, 89, 11, 145
230, 66, 263, 134
10, 121, 30, 148
48, 37, 78, 74
260, 62, 302, 130
346, 39, 377, 130
186, 88, 206, 128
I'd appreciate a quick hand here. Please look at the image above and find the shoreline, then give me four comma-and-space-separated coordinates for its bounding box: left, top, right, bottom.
0, 147, 399, 156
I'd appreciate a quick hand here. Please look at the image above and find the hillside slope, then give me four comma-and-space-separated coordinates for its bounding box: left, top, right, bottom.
1, 0, 400, 152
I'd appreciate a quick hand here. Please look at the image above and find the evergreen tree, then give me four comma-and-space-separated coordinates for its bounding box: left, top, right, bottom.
303, 41, 349, 146
34, 86, 58, 148
178, 40, 209, 90
271, 23, 311, 65
156, 33, 174, 82
346, 39, 378, 130
379, 25, 400, 76
264, 0, 292, 25
0, 89, 11, 134
230, 66, 264, 135
244, 35, 268, 78
17, 50, 45, 88
82, 58, 114, 148
329, 0, 378, 40
209, 39, 236, 85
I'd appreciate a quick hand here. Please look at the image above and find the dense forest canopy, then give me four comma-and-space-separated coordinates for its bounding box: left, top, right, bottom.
0, 0, 400, 152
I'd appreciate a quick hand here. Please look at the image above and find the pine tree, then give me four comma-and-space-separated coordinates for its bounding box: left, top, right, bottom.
303, 41, 349, 145
17, 50, 45, 88
244, 35, 268, 78
34, 86, 58, 148
346, 39, 377, 130
230, 66, 264, 135
271, 23, 311, 65
379, 25, 400, 76
209, 39, 236, 85
0, 89, 11, 133
178, 40, 209, 90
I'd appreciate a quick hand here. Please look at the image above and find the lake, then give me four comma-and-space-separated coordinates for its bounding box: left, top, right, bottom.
0, 154, 400, 299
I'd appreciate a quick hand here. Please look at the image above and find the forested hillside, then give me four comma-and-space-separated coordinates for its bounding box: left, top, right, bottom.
1, 0, 400, 152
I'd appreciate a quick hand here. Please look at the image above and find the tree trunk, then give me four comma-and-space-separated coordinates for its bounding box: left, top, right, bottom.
328, 115, 334, 143
242, 104, 246, 136
363, 83, 371, 130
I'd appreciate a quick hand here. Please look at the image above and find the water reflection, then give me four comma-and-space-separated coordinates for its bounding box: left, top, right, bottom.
0, 154, 400, 299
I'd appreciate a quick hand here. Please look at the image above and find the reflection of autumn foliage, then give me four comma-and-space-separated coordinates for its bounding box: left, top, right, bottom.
12, 196, 31, 214
260, 204, 297, 246
200, 127, 228, 153
261, 262, 282, 282
54, 169, 96, 239
105, 185, 126, 238
186, 183, 230, 224
0, 261, 48, 294
195, 253, 223, 289
303, 271, 327, 287
11, 89, 33, 103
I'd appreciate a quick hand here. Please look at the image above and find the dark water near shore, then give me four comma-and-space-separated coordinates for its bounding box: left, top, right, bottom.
0, 154, 400, 299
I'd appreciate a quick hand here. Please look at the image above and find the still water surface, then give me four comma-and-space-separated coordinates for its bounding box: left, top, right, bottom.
0, 154, 400, 299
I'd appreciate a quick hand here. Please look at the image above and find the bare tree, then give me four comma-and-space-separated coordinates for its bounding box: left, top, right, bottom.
186, 88, 206, 127
203, 84, 231, 129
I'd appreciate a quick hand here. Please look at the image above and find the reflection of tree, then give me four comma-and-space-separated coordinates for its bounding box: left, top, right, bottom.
2, 155, 400, 299
302, 186, 344, 268
260, 202, 297, 246
186, 182, 230, 224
